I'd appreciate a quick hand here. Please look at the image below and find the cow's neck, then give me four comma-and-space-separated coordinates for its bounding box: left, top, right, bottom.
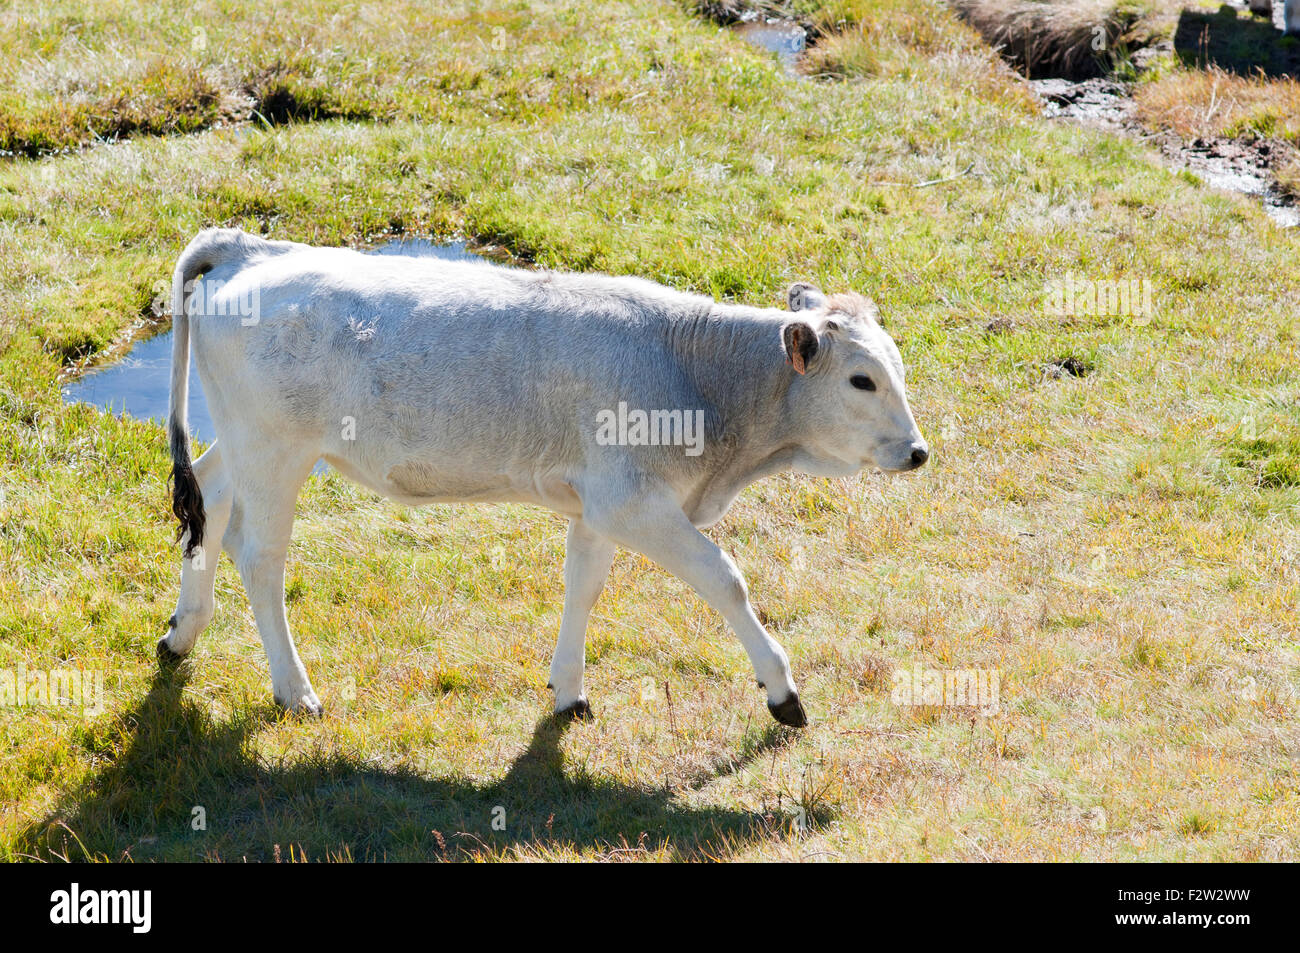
665, 303, 805, 493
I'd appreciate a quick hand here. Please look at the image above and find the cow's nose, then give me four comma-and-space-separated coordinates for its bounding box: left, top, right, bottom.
909, 444, 929, 469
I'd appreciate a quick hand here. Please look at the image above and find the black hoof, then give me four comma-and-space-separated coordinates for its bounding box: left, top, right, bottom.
555, 698, 593, 722
156, 636, 185, 665
767, 693, 808, 728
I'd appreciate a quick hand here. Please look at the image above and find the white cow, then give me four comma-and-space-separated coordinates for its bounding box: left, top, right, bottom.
160, 228, 928, 727
1250, 0, 1300, 32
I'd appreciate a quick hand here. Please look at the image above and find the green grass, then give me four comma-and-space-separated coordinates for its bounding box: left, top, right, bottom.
1, 0, 1298, 861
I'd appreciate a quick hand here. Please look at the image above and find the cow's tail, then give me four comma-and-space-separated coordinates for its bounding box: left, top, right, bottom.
168, 228, 252, 557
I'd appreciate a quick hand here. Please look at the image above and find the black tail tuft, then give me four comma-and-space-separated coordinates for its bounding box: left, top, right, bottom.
171, 461, 205, 558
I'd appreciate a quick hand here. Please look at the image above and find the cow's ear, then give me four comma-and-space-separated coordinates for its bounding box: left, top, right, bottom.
787, 282, 826, 313
782, 321, 819, 375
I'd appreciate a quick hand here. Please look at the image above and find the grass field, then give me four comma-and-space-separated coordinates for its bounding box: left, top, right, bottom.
0, 0, 1297, 861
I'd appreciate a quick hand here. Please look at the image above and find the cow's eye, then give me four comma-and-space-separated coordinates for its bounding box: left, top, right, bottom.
850, 374, 876, 392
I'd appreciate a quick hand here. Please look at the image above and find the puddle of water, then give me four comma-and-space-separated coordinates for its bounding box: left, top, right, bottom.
63, 332, 216, 442
62, 239, 484, 462
368, 238, 482, 261
736, 17, 807, 74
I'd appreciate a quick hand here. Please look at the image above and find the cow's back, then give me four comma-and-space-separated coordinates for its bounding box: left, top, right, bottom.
191, 243, 720, 508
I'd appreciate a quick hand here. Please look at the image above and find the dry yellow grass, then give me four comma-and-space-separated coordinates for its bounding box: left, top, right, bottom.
952, 0, 1132, 78
1135, 67, 1300, 143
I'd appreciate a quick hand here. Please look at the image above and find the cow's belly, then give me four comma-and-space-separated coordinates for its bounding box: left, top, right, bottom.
321, 453, 584, 517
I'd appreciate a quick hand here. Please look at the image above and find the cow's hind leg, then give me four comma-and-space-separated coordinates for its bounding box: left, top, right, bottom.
224, 447, 322, 715
159, 442, 232, 660
548, 519, 616, 720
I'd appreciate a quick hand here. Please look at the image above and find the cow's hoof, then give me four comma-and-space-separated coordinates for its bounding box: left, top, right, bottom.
555, 698, 593, 722
276, 692, 324, 718
767, 694, 808, 728
156, 633, 185, 665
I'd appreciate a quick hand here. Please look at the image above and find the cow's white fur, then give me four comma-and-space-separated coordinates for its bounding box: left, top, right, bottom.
1255, 0, 1300, 32
162, 229, 927, 724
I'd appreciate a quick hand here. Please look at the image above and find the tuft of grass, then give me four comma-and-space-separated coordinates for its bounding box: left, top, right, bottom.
951, 0, 1147, 79
1278, 152, 1300, 196
1135, 67, 1300, 145
1226, 437, 1300, 490
1177, 811, 1219, 837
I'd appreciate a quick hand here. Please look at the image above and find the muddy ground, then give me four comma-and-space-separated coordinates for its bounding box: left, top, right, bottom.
1033, 76, 1300, 227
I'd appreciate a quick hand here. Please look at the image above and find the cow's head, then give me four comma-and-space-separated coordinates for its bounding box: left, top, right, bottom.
780, 282, 928, 477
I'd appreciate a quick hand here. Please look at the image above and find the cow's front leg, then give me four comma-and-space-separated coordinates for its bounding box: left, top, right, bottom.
549, 518, 616, 720
587, 499, 805, 727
